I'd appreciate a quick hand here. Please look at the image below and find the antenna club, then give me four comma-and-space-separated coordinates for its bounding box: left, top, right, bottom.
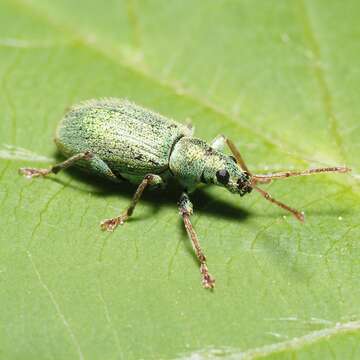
295, 211, 305, 222
339, 167, 351, 173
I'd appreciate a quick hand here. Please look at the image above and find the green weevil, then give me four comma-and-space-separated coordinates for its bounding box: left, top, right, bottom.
19, 98, 351, 289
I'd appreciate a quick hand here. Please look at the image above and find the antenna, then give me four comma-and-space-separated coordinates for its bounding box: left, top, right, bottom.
224, 137, 350, 222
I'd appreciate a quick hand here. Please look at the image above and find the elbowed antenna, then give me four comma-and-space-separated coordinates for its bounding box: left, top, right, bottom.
251, 166, 351, 222
224, 138, 351, 222
253, 166, 351, 183
252, 184, 305, 222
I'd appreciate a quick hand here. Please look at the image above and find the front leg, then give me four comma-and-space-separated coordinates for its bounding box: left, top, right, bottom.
101, 174, 163, 231
178, 192, 215, 289
211, 135, 252, 174
210, 135, 226, 151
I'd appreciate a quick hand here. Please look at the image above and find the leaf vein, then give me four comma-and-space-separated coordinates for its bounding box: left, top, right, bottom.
177, 320, 360, 359
298, 0, 347, 163
26, 250, 84, 360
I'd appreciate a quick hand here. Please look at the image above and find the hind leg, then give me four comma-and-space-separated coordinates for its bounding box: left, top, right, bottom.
19, 152, 121, 182
19, 151, 93, 177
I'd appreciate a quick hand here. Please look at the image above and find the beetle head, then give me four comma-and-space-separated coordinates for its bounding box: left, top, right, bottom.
213, 155, 253, 196
169, 137, 254, 195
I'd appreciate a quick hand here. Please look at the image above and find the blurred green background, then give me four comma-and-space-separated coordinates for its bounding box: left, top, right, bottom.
0, 1, 359, 359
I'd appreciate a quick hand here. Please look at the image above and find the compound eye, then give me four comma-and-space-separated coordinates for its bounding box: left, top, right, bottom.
216, 169, 230, 185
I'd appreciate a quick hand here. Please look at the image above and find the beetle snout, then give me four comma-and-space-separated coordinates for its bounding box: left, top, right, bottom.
237, 176, 253, 197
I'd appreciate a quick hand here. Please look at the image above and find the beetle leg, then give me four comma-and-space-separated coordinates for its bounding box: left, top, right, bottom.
185, 118, 195, 136
224, 138, 252, 174
210, 134, 226, 151
213, 135, 254, 176
178, 192, 215, 289
101, 174, 163, 231
19, 151, 93, 178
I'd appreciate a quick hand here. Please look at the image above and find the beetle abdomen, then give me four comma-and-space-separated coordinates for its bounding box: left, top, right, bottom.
55, 98, 191, 180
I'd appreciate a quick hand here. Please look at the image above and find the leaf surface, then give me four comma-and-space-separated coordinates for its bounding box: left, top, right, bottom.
0, 1, 359, 359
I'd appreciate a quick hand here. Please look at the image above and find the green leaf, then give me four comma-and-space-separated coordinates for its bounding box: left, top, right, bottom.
1, 1, 359, 359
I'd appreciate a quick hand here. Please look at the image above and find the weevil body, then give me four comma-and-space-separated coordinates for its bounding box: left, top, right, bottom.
54, 98, 251, 194
20, 98, 350, 289
55, 98, 192, 185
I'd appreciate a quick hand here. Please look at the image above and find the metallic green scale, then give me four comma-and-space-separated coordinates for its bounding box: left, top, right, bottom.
55, 98, 192, 183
